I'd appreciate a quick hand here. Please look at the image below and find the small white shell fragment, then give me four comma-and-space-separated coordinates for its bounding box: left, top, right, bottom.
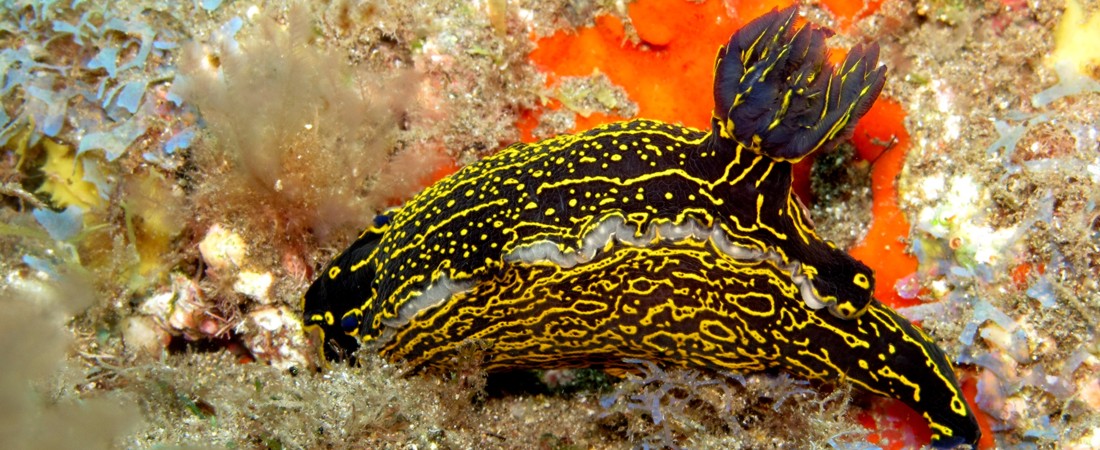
234, 270, 274, 304
166, 277, 204, 334
237, 306, 310, 371
139, 291, 174, 318
198, 224, 247, 271
929, 278, 950, 298
137, 273, 213, 340
249, 306, 287, 332
122, 316, 170, 356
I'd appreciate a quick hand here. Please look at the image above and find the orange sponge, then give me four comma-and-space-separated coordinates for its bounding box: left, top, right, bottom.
530, 0, 795, 131
847, 98, 919, 309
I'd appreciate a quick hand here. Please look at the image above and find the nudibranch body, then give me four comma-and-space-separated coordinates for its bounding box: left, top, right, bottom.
303, 7, 980, 447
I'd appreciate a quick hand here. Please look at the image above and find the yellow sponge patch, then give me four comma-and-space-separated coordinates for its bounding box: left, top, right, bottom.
125, 170, 186, 278
38, 139, 104, 211
1052, 0, 1100, 77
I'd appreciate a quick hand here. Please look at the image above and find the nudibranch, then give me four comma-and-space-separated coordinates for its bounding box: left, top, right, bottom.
303, 6, 980, 447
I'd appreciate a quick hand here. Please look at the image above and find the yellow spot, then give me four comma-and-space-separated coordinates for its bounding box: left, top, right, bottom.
951, 396, 968, 416
854, 273, 870, 289
328, 266, 341, 279
545, 208, 556, 216
664, 192, 673, 200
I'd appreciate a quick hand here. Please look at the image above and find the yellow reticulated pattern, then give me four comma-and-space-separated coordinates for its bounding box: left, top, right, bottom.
352, 118, 876, 332
301, 6, 979, 447
381, 239, 972, 444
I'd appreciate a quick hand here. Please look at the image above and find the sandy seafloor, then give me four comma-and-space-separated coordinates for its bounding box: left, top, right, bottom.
1, 0, 1098, 448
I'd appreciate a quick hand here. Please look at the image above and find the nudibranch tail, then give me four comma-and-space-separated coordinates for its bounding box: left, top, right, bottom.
712, 6, 886, 162
858, 303, 981, 448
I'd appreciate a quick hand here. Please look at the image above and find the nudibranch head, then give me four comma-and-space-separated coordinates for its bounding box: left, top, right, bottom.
302, 275, 361, 362
303, 211, 394, 361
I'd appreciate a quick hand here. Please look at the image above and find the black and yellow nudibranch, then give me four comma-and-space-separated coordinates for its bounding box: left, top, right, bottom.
303, 6, 980, 447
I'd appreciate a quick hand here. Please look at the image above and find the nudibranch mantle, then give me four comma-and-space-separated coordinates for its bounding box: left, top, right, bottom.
303, 6, 980, 448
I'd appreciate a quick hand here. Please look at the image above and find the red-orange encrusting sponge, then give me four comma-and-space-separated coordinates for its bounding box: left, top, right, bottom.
820, 0, 886, 31
529, 0, 794, 132
846, 97, 1002, 449
858, 396, 934, 450
847, 98, 920, 309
